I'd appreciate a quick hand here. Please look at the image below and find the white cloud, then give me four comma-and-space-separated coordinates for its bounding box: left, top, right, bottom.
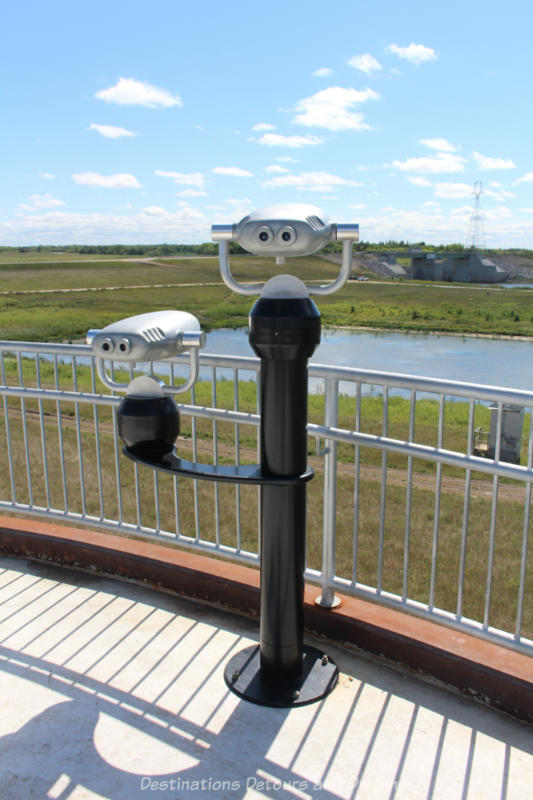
265, 165, 290, 174
473, 151, 516, 170
313, 67, 333, 77
38, 172, 55, 179
485, 187, 515, 201
176, 189, 207, 197
0, 207, 208, 245
390, 152, 467, 174
347, 53, 382, 74
387, 43, 437, 65
19, 193, 65, 211
72, 172, 142, 188
419, 138, 458, 152
433, 182, 473, 198
276, 156, 299, 163
519, 208, 533, 213
155, 170, 205, 188
484, 205, 513, 219
408, 176, 432, 187
258, 133, 323, 148
252, 123, 276, 131
88, 123, 135, 139
95, 77, 182, 108
344, 208, 533, 248
30, 193, 65, 208
515, 172, 533, 183
142, 206, 167, 216
212, 166, 254, 177
226, 197, 251, 206
450, 205, 472, 216
293, 86, 380, 131
262, 171, 361, 192
349, 203, 367, 209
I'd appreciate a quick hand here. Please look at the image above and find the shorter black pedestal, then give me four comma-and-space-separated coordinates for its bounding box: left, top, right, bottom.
224, 645, 338, 708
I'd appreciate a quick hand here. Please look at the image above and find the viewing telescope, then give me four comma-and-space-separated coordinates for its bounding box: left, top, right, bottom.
212, 203, 359, 296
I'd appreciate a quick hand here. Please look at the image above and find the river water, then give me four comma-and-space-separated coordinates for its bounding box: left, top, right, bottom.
201, 327, 533, 392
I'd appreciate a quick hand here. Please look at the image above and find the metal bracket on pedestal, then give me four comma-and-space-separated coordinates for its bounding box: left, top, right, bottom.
123, 446, 314, 486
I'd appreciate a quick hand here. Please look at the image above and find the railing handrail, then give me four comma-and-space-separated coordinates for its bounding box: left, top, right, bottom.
2, 340, 533, 406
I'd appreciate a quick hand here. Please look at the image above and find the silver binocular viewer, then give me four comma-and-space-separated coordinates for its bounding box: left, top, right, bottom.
87, 310, 205, 395
212, 203, 359, 296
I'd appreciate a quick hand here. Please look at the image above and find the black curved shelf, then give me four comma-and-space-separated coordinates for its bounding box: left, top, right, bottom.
123, 446, 314, 486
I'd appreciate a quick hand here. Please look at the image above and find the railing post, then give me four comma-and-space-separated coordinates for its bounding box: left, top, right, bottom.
316, 378, 341, 608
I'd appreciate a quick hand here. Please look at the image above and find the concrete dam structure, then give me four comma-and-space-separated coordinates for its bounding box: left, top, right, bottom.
408, 251, 509, 283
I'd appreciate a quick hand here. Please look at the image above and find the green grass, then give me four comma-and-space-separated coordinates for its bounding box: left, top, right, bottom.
0, 252, 130, 263
1, 256, 533, 341
2, 356, 531, 468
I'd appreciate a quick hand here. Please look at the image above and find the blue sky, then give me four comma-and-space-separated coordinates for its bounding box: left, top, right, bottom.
1, 0, 532, 247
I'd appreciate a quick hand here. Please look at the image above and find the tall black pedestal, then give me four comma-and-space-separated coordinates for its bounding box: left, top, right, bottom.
224, 293, 339, 707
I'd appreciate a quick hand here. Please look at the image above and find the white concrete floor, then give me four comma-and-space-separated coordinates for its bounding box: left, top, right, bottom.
0, 555, 531, 800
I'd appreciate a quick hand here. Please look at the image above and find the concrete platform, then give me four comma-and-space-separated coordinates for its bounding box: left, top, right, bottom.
0, 556, 531, 800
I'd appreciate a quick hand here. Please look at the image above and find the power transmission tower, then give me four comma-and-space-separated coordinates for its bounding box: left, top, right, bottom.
465, 181, 486, 250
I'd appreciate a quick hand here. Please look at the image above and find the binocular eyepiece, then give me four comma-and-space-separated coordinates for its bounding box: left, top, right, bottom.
87, 310, 205, 363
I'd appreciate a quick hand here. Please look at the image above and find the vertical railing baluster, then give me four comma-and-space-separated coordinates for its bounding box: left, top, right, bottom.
484, 402, 503, 629
170, 362, 181, 536
457, 398, 475, 619
318, 378, 339, 607
515, 408, 533, 641
212, 367, 221, 546
234, 368, 242, 552
133, 460, 142, 528
36, 355, 51, 509
54, 354, 69, 513
429, 394, 445, 610
191, 381, 200, 542
402, 390, 416, 602
352, 382, 362, 587
72, 357, 87, 516
1, 351, 17, 503
112, 402, 124, 525
153, 471, 161, 533
90, 359, 105, 520
17, 353, 34, 507
377, 386, 389, 594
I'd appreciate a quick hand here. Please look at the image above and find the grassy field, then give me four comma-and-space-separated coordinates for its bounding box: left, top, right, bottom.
0, 252, 130, 263
1, 255, 533, 341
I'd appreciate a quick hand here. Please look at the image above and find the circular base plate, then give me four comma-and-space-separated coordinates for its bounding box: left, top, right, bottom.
314, 594, 342, 609
224, 644, 338, 708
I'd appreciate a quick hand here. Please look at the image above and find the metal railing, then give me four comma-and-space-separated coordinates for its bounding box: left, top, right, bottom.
0, 340, 532, 656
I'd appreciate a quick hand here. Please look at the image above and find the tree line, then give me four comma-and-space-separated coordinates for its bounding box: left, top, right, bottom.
1, 242, 532, 258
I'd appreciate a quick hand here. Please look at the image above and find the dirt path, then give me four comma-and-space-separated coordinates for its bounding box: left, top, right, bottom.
0, 281, 224, 296
10, 406, 525, 502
